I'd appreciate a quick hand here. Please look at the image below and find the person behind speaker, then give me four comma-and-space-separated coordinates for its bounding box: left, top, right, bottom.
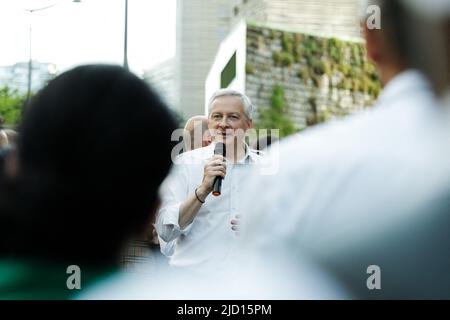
183, 115, 212, 152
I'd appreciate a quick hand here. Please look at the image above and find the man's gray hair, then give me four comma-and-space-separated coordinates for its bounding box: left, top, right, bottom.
207, 89, 254, 120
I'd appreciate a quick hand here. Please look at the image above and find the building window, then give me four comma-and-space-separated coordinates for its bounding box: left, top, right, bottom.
220, 51, 237, 88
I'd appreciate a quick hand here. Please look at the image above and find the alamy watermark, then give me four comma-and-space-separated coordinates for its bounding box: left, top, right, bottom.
171, 127, 280, 176
366, 5, 381, 30
366, 265, 381, 290
66, 265, 81, 290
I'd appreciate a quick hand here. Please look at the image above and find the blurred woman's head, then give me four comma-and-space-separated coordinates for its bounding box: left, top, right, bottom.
0, 65, 176, 266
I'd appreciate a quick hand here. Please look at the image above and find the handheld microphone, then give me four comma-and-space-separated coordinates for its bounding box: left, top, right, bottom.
212, 142, 226, 196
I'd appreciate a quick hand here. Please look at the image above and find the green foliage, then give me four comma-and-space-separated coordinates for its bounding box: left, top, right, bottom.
255, 84, 297, 138
269, 29, 278, 40
363, 61, 377, 74
294, 33, 303, 46
281, 52, 294, 67
0, 86, 26, 125
246, 63, 255, 74
364, 75, 381, 96
302, 36, 320, 57
297, 67, 310, 82
272, 51, 282, 65
340, 63, 352, 77
306, 112, 329, 126
310, 58, 329, 76
311, 75, 321, 87
273, 51, 294, 67
320, 38, 329, 52
338, 78, 353, 90
308, 96, 317, 114
306, 96, 329, 126
257, 25, 382, 128
351, 44, 362, 67
280, 29, 381, 94
352, 78, 363, 92
293, 44, 303, 62
271, 85, 285, 110
248, 38, 259, 49
329, 38, 343, 64
260, 63, 272, 72
329, 45, 342, 64
281, 32, 293, 53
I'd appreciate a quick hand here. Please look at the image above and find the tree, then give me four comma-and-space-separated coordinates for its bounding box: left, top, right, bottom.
0, 85, 26, 126
255, 84, 297, 138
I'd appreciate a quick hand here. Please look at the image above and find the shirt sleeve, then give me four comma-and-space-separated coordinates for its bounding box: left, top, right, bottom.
156, 159, 195, 244
158, 235, 176, 257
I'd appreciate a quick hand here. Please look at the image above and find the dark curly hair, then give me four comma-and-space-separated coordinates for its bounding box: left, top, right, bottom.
0, 65, 176, 266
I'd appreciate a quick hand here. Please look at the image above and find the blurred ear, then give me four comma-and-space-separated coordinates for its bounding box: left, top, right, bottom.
247, 119, 253, 129
363, 24, 382, 65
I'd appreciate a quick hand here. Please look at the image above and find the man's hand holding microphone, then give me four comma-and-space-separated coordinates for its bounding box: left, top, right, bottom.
179, 143, 227, 229
196, 143, 227, 201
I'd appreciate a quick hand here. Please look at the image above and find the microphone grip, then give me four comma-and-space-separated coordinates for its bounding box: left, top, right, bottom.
212, 176, 222, 196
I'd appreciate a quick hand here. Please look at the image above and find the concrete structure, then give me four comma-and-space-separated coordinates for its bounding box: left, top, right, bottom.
174, 0, 262, 117
145, 0, 362, 118
204, 21, 247, 115
244, 24, 379, 129
255, 0, 361, 39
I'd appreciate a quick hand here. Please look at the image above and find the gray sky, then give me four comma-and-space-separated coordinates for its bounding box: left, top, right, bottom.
0, 0, 176, 76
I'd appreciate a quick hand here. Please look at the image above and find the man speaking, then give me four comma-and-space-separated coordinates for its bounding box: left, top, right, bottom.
156, 89, 262, 271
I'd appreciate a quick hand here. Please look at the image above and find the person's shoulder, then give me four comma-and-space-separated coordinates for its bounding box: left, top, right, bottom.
278, 79, 438, 160
281, 111, 374, 151
174, 145, 213, 164
265, 108, 390, 178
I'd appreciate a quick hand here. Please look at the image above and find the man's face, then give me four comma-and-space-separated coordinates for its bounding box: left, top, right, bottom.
208, 96, 252, 146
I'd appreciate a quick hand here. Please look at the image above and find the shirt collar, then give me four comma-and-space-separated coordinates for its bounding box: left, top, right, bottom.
376, 69, 432, 109
206, 142, 260, 164
239, 143, 261, 164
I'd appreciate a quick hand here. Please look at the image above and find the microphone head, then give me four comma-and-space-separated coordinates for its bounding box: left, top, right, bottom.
214, 142, 226, 157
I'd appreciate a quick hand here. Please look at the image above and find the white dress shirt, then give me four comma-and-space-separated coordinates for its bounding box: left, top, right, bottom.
156, 143, 262, 271
239, 70, 450, 298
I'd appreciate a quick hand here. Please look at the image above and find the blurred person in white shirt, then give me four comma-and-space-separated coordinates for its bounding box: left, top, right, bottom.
80, 0, 449, 300
234, 0, 450, 299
